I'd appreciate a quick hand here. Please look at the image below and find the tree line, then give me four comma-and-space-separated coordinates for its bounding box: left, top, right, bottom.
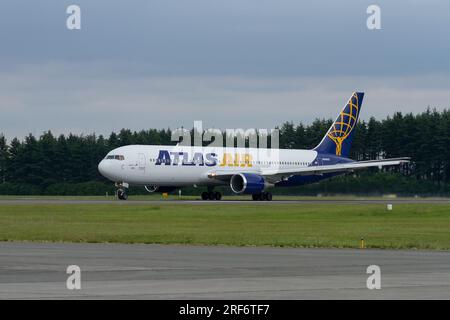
0, 108, 449, 195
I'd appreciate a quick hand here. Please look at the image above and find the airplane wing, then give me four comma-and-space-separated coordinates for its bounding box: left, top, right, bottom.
259, 157, 410, 183
207, 158, 410, 184
207, 169, 261, 182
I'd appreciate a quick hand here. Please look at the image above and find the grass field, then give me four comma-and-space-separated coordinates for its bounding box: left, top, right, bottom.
0, 201, 449, 250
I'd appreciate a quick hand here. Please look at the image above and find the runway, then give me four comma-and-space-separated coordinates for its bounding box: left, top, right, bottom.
0, 198, 449, 205
1, 242, 449, 299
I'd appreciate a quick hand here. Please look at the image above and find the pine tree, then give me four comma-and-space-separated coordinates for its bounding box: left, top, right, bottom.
0, 134, 8, 183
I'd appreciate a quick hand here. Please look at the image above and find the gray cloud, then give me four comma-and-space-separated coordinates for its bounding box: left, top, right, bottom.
1, 63, 448, 140
0, 1, 449, 138
1, 0, 449, 75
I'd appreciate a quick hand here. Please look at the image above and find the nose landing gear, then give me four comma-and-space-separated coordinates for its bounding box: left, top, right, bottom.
115, 182, 129, 200
117, 188, 128, 200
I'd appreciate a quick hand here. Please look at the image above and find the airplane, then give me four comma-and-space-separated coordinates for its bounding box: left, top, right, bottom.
98, 92, 409, 201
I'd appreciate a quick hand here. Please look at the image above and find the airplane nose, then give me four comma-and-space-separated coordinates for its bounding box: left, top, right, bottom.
98, 160, 108, 176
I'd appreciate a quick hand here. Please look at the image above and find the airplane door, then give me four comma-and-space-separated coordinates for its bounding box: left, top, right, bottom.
138, 153, 146, 171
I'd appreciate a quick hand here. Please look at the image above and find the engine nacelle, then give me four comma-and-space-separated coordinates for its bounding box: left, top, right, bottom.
230, 173, 265, 194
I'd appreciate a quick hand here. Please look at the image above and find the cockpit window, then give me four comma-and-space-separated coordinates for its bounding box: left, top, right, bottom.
105, 155, 125, 160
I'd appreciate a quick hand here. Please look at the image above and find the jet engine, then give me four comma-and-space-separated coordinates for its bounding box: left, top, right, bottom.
230, 173, 265, 194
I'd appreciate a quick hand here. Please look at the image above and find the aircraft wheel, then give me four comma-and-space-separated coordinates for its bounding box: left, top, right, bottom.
201, 192, 209, 200
265, 192, 273, 201
214, 192, 222, 200
208, 191, 216, 200
252, 193, 261, 201
117, 189, 128, 200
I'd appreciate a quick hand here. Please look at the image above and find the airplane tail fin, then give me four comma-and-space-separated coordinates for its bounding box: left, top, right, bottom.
313, 92, 364, 158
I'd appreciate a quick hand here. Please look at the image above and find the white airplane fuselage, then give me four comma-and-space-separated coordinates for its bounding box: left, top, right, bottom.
98, 145, 320, 187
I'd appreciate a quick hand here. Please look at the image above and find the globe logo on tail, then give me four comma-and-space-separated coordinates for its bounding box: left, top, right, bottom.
327, 93, 360, 156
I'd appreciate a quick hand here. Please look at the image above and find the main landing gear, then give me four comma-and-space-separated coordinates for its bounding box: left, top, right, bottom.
201, 191, 222, 201
200, 190, 272, 201
252, 192, 273, 201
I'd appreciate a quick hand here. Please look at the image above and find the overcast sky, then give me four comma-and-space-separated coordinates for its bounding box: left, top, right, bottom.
0, 0, 449, 139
